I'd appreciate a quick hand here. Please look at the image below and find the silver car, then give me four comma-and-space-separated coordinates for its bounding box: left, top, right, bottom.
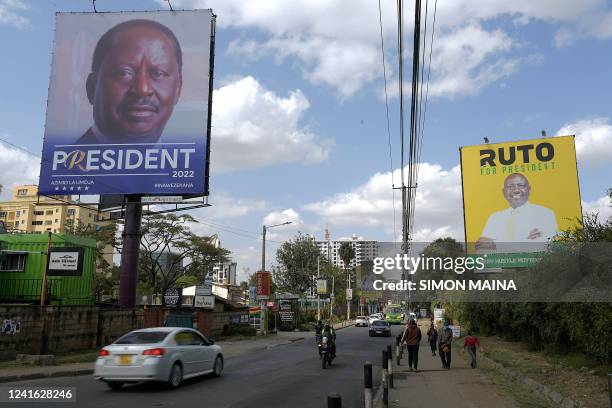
94, 327, 223, 390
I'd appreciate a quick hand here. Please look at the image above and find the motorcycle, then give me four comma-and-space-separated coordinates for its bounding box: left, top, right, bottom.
319, 335, 335, 369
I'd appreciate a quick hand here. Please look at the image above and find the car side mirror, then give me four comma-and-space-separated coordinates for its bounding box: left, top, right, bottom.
209, 340, 215, 345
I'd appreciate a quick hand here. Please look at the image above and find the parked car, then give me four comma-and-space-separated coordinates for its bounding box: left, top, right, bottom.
94, 327, 223, 390
355, 316, 369, 327
369, 320, 391, 337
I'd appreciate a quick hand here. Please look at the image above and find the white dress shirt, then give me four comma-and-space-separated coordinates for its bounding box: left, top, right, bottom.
481, 202, 558, 242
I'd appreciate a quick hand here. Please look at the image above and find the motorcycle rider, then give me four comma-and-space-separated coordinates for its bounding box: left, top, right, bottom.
315, 320, 323, 335
322, 322, 336, 357
315, 320, 324, 358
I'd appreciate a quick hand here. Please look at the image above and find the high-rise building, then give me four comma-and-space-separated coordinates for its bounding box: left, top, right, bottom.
313, 226, 379, 269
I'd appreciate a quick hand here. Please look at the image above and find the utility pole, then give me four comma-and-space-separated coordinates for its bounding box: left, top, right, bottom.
260, 225, 267, 335
40, 230, 52, 306
330, 274, 335, 319
317, 256, 321, 321
346, 266, 351, 320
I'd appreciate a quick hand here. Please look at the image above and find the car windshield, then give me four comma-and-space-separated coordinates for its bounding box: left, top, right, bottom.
357, 316, 367, 319
115, 331, 169, 344
372, 321, 389, 327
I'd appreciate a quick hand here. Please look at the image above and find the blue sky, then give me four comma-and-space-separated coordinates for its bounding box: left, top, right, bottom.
1, 0, 611, 281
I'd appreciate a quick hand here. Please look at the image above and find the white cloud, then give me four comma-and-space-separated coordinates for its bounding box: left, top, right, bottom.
0, 141, 39, 200
171, 0, 610, 98
212, 76, 332, 172
0, 0, 29, 29
556, 117, 612, 167
303, 163, 464, 242
582, 195, 612, 221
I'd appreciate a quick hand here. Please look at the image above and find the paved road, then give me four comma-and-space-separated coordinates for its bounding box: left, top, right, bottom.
0, 325, 404, 408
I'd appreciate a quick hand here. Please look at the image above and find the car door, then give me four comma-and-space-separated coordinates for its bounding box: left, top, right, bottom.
190, 331, 214, 373
174, 330, 198, 375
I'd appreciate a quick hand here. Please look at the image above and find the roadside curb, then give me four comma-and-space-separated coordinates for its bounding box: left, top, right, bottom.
0, 368, 94, 384
479, 354, 577, 408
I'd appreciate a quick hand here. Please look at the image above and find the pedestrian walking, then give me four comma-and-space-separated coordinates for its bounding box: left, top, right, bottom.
438, 323, 453, 369
401, 319, 422, 372
426, 324, 438, 356
463, 331, 484, 369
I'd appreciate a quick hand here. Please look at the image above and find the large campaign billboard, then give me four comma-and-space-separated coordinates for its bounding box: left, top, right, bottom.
460, 135, 582, 266
39, 10, 213, 195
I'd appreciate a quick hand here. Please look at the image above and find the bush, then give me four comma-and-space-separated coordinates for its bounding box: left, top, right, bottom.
222, 323, 257, 337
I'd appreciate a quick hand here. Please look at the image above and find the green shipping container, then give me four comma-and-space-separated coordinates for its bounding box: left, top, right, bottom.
0, 234, 96, 305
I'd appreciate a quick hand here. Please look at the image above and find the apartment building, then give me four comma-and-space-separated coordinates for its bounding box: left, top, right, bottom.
313, 226, 379, 269
211, 261, 237, 285
0, 185, 107, 234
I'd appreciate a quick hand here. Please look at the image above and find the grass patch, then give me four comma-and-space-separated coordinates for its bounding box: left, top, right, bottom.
480, 336, 610, 408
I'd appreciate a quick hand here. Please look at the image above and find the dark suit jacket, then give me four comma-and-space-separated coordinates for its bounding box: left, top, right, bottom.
74, 127, 97, 145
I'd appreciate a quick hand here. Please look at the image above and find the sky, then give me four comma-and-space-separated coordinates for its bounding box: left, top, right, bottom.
0, 0, 611, 283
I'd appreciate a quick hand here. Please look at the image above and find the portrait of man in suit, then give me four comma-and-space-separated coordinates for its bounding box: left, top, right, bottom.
76, 19, 183, 144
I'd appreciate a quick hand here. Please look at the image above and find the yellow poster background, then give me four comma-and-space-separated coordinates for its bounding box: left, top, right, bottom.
460, 136, 582, 243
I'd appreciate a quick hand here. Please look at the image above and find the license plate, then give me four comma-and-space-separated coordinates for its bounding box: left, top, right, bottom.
119, 355, 132, 365
376, 331, 382, 334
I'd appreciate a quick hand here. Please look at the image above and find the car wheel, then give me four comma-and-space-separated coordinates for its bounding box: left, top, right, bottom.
212, 355, 223, 377
106, 381, 123, 390
167, 363, 183, 389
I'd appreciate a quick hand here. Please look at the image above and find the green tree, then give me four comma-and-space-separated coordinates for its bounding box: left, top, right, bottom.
66, 221, 119, 302
138, 214, 230, 304
338, 242, 356, 270
274, 232, 320, 294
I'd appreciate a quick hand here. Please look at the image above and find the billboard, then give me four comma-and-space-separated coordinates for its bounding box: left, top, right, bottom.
256, 271, 270, 300
38, 10, 214, 195
316, 279, 327, 294
460, 136, 582, 265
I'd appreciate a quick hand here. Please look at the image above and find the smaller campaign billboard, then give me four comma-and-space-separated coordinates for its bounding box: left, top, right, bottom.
256, 271, 270, 300
316, 279, 327, 294
47, 247, 84, 276
38, 10, 214, 196
460, 135, 582, 267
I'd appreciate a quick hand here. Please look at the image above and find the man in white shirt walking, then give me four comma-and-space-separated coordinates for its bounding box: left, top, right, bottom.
476, 173, 557, 250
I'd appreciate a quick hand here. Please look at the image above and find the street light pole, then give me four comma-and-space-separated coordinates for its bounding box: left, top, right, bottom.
260, 221, 292, 335
317, 256, 320, 321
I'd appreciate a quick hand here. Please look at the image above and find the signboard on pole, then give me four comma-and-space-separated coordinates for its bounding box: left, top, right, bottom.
256, 271, 270, 300
434, 308, 445, 324
47, 247, 84, 276
38, 10, 214, 196
316, 279, 327, 294
248, 286, 256, 305
194, 295, 214, 309
346, 288, 353, 301
164, 288, 181, 308
460, 135, 582, 267
449, 325, 461, 338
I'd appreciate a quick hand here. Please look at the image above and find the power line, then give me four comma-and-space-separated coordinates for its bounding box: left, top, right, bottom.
378, 0, 398, 245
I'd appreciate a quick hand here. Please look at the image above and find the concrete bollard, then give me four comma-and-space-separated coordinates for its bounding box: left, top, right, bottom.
607, 373, 611, 408
327, 392, 342, 408
387, 345, 394, 389
364, 362, 373, 408
395, 334, 401, 365
382, 350, 389, 408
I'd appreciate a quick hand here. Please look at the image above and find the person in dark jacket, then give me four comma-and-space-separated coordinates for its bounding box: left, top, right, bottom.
401, 319, 422, 372
427, 324, 438, 356
438, 324, 453, 369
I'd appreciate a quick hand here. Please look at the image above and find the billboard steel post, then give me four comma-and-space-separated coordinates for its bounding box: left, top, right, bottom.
119, 195, 142, 308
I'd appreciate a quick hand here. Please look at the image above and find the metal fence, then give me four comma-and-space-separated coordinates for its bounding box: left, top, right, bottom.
0, 279, 61, 303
